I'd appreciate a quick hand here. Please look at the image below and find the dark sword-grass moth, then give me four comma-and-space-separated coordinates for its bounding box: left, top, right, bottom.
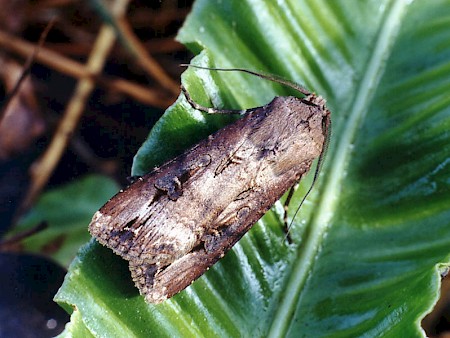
89, 66, 331, 303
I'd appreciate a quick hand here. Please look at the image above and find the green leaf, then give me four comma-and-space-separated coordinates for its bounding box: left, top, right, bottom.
12, 175, 119, 266
56, 0, 450, 336
56, 310, 94, 338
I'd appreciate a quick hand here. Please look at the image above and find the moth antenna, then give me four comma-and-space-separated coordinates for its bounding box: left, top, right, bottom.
180, 64, 310, 96
285, 111, 331, 236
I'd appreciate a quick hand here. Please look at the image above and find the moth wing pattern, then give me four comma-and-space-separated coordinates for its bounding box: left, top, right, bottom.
89, 95, 330, 303
89, 152, 213, 264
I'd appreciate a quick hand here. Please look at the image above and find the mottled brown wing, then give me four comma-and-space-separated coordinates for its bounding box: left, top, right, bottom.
89, 152, 213, 264
89, 95, 329, 303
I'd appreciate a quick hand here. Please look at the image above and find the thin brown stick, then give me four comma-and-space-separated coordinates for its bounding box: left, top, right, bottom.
115, 16, 179, 95
22, 0, 131, 210
0, 19, 55, 123
0, 29, 174, 108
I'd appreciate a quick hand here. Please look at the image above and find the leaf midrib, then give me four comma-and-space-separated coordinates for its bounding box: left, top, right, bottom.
267, 1, 412, 336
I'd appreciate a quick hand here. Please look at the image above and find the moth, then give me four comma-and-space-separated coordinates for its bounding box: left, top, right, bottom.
89, 66, 331, 303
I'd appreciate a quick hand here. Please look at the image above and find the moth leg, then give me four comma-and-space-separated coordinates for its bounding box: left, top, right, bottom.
283, 185, 298, 243
181, 85, 257, 116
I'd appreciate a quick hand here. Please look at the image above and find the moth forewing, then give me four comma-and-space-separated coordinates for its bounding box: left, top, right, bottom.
89, 67, 331, 304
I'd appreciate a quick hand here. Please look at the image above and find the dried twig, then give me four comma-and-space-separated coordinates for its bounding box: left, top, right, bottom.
0, 29, 174, 108
22, 0, 132, 210
0, 19, 54, 122
91, 0, 179, 95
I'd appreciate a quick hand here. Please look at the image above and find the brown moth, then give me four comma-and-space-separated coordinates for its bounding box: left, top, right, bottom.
89, 66, 331, 303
